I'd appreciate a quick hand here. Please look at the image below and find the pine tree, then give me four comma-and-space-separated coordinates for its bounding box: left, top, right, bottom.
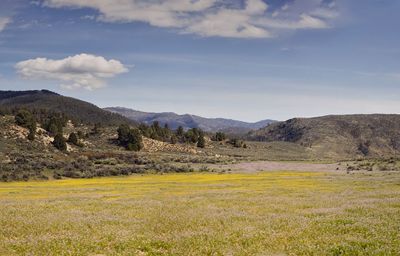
67, 132, 83, 147
91, 123, 101, 135
44, 115, 65, 136
15, 110, 33, 127
126, 128, 143, 151
197, 133, 205, 148
27, 122, 37, 141
53, 133, 67, 151
170, 135, 177, 144
15, 110, 36, 141
117, 125, 143, 151
176, 126, 184, 137
214, 132, 226, 141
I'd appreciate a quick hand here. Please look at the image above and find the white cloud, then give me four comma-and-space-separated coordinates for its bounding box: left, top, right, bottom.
185, 0, 271, 38
0, 17, 10, 32
44, 0, 217, 28
30, 1, 41, 6
254, 0, 339, 30
43, 0, 340, 38
255, 13, 329, 30
15, 53, 128, 90
81, 15, 96, 20
310, 7, 339, 19
281, 4, 289, 11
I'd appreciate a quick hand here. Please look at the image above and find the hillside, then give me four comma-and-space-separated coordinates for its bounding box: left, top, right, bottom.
105, 107, 275, 132
0, 90, 132, 125
247, 114, 400, 158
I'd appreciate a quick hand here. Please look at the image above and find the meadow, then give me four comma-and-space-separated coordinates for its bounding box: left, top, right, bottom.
1, 170, 400, 255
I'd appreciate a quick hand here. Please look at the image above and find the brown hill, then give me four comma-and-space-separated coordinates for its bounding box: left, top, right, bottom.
0, 90, 133, 126
247, 114, 400, 159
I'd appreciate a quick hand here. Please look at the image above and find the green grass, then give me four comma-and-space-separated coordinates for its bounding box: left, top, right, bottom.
1, 171, 400, 255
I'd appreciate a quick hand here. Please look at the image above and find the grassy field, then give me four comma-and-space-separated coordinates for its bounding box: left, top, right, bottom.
1, 171, 400, 255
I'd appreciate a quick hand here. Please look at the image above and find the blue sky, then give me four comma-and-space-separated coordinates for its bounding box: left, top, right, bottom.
0, 0, 399, 121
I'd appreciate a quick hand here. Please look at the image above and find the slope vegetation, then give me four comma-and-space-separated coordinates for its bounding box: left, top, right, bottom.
248, 114, 400, 158
0, 90, 132, 125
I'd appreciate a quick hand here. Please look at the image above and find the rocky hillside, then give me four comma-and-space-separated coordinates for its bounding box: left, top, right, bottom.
105, 107, 275, 133
247, 114, 400, 158
0, 90, 132, 126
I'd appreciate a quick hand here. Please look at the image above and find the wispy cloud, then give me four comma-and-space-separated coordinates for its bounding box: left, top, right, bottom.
15, 53, 128, 90
0, 17, 11, 32
254, 13, 329, 30
42, 0, 339, 38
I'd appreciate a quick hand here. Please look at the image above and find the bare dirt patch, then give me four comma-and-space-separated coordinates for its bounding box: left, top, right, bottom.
223, 161, 343, 173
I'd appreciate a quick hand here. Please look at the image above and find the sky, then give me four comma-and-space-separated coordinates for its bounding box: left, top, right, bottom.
0, 0, 399, 122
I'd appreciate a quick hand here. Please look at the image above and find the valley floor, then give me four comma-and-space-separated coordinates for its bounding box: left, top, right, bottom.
1, 170, 400, 255
220, 160, 344, 173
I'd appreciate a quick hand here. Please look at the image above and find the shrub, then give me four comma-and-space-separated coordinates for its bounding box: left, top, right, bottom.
68, 132, 78, 144
67, 132, 83, 147
43, 114, 66, 136
126, 129, 143, 151
27, 124, 37, 141
197, 133, 205, 148
185, 128, 200, 143
213, 132, 226, 141
176, 126, 184, 137
358, 141, 370, 156
117, 124, 131, 143
228, 138, 246, 148
77, 131, 85, 139
53, 133, 67, 151
91, 123, 101, 135
15, 110, 33, 127
117, 124, 143, 151
15, 109, 37, 140
170, 135, 178, 144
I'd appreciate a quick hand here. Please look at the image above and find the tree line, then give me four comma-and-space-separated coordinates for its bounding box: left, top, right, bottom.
10, 109, 244, 152
12, 109, 88, 151
117, 121, 207, 151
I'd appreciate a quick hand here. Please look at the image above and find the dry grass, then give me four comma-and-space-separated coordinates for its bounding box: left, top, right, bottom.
1, 171, 400, 255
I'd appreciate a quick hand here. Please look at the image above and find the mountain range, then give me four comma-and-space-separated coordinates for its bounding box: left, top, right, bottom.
104, 107, 276, 133
2, 89, 400, 159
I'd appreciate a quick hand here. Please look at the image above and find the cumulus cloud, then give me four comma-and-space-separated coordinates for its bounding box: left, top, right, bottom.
15, 54, 128, 90
43, 0, 339, 38
0, 17, 11, 32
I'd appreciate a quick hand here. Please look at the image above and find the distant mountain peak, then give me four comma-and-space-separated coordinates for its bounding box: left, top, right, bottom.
105, 107, 276, 133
